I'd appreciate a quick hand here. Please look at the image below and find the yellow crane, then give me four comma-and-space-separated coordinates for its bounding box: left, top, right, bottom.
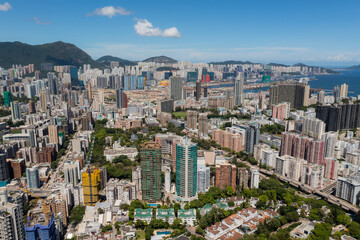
20, 188, 49, 218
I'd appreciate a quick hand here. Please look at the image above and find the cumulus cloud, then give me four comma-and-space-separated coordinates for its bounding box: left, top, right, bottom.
134, 19, 181, 38
87, 6, 130, 18
0, 2, 11, 11
32, 17, 51, 25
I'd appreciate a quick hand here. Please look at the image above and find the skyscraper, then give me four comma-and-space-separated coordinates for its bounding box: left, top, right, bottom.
195, 81, 201, 101
169, 77, 183, 100
29, 100, 36, 114
176, 138, 197, 199
82, 167, 101, 206
116, 88, 128, 109
234, 72, 244, 106
187, 110, 198, 130
198, 113, 208, 136
141, 142, 162, 201
333, 85, 340, 101
215, 163, 236, 190
249, 167, 259, 188
318, 90, 325, 104
269, 83, 310, 108
237, 167, 249, 190
245, 123, 260, 154
0, 154, 10, 183
26, 166, 40, 189
47, 72, 57, 95
10, 102, 22, 121
316, 104, 360, 131
197, 165, 210, 193
3, 91, 12, 107
340, 83, 348, 98
48, 125, 59, 144
40, 90, 47, 112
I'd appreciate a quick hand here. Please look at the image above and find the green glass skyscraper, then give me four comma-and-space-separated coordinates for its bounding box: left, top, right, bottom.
140, 142, 162, 201
4, 91, 12, 107
176, 138, 197, 199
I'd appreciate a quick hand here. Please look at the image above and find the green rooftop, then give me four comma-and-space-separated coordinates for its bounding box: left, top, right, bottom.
201, 204, 212, 210
178, 209, 196, 218
135, 208, 152, 218
156, 208, 174, 218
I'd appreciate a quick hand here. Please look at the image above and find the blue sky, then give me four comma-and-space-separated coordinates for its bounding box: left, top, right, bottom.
0, 0, 360, 66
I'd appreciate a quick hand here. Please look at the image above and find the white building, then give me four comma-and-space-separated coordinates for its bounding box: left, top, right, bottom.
250, 167, 259, 188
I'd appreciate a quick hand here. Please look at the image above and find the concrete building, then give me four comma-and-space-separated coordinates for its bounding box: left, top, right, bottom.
237, 167, 249, 190
269, 83, 310, 108
249, 168, 259, 188
176, 138, 197, 200
272, 102, 290, 120
302, 117, 326, 140
26, 166, 40, 189
197, 165, 210, 193
48, 125, 58, 144
336, 173, 360, 205
215, 163, 236, 190
234, 72, 244, 106
140, 142, 162, 201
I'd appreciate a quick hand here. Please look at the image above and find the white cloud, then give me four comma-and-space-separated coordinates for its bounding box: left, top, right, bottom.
326, 53, 353, 62
0, 2, 11, 11
32, 17, 51, 25
134, 19, 181, 38
87, 6, 130, 18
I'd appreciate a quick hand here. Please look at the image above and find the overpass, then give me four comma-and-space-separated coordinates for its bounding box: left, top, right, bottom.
259, 168, 360, 214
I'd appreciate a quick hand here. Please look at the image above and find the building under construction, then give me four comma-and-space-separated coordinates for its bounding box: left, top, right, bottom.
82, 167, 101, 206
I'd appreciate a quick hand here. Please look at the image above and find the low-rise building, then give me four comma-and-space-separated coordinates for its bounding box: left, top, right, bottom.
178, 209, 196, 226
156, 208, 175, 224
134, 208, 152, 223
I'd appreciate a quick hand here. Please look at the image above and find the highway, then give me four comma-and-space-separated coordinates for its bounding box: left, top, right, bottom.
258, 168, 360, 214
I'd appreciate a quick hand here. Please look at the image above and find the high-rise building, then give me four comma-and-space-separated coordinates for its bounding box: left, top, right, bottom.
169, 77, 183, 100
336, 173, 360, 205
116, 88, 128, 109
26, 166, 40, 189
324, 158, 339, 180
176, 138, 197, 199
234, 72, 244, 106
280, 132, 325, 165
48, 125, 59, 144
82, 167, 101, 206
10, 159, 25, 179
340, 83, 348, 98
260, 148, 279, 169
0, 154, 9, 183
29, 100, 36, 114
0, 202, 25, 240
249, 167, 259, 188
237, 167, 249, 190
195, 81, 201, 101
269, 83, 310, 108
3, 91, 12, 107
275, 155, 290, 176
302, 117, 326, 140
40, 90, 47, 112
198, 113, 208, 136
203, 86, 208, 98
10, 102, 22, 121
187, 71, 198, 82
197, 165, 210, 193
318, 90, 325, 104
141, 142, 162, 201
245, 123, 260, 154
322, 131, 338, 158
47, 72, 57, 95
316, 104, 360, 131
272, 102, 290, 120
215, 163, 236, 190
187, 110, 198, 130
333, 85, 341, 101
37, 147, 56, 163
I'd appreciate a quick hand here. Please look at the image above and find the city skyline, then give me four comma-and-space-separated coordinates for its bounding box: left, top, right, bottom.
1, 0, 360, 66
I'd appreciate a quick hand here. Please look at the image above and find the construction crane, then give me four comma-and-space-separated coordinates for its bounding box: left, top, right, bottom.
20, 188, 50, 218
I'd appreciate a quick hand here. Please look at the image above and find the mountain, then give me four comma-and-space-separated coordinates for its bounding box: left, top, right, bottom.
347, 64, 360, 70
96, 55, 136, 67
0, 41, 102, 69
143, 56, 177, 64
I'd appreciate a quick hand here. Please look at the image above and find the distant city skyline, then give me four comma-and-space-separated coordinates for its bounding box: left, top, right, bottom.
1, 0, 360, 66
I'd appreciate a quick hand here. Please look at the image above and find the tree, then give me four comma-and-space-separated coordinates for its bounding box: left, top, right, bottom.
196, 226, 205, 236
336, 214, 351, 226
348, 222, 360, 239
228, 201, 235, 207
98, 208, 104, 214
171, 218, 183, 230
309, 223, 332, 240
285, 211, 299, 223
69, 205, 86, 225
145, 226, 154, 240
135, 220, 147, 230
309, 208, 325, 221
101, 225, 113, 233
